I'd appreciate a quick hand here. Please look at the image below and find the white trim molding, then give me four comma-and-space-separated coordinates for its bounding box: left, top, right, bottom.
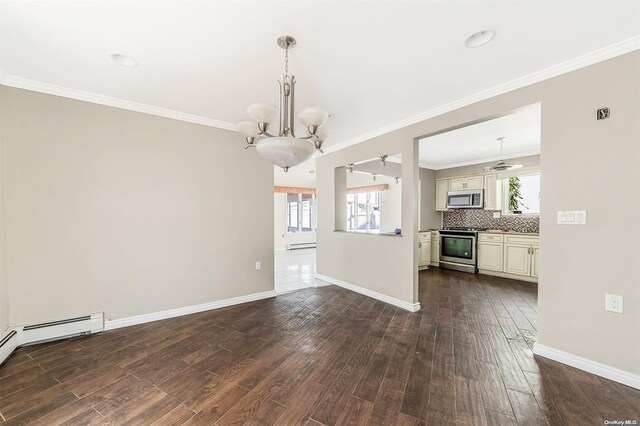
533, 343, 640, 390
315, 274, 420, 312
0, 74, 238, 132
104, 290, 276, 330
323, 35, 640, 154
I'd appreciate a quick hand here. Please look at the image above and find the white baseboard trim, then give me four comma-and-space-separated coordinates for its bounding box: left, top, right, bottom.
104, 290, 277, 331
533, 343, 640, 390
315, 274, 420, 312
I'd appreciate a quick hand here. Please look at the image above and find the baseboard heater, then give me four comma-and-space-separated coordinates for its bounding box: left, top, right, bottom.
0, 312, 104, 365
20, 313, 104, 346
287, 242, 316, 250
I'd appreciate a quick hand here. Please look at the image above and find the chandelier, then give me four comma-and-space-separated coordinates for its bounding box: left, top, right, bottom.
237, 36, 329, 172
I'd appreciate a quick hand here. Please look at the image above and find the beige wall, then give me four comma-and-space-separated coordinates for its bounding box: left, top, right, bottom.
419, 167, 441, 231
434, 154, 540, 178
318, 51, 639, 375
0, 86, 275, 325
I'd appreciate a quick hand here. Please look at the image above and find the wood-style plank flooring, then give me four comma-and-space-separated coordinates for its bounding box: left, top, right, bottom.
1, 268, 639, 425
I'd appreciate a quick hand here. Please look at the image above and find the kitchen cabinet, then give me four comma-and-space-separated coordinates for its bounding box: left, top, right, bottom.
478, 233, 538, 281
449, 176, 483, 190
419, 232, 431, 269
503, 235, 539, 278
435, 180, 448, 211
430, 231, 440, 265
483, 173, 498, 210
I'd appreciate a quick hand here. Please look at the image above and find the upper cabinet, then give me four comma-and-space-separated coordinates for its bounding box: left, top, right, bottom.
436, 172, 498, 211
483, 174, 498, 210
435, 179, 448, 211
449, 176, 483, 191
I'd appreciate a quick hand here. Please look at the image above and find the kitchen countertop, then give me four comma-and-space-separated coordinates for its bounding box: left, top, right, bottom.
419, 229, 539, 236
480, 230, 539, 236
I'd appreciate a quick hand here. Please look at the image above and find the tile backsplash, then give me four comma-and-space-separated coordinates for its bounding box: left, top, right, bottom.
443, 209, 539, 233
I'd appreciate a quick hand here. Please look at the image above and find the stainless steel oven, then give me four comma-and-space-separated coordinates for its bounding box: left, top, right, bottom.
439, 229, 479, 273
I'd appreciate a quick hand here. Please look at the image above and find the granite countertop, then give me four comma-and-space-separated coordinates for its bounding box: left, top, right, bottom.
480, 230, 539, 236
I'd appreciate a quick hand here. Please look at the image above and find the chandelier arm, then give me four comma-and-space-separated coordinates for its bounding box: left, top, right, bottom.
278, 80, 285, 137
258, 130, 277, 138
289, 77, 296, 137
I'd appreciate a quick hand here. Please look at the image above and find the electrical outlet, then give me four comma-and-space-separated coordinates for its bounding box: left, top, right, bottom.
605, 294, 623, 313
255, 261, 261, 270
492, 212, 501, 219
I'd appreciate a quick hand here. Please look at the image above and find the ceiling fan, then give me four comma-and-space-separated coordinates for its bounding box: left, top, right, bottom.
484, 137, 522, 172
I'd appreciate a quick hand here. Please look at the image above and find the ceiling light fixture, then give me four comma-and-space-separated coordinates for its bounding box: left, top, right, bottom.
238, 36, 329, 172
464, 30, 495, 48
347, 163, 355, 173
485, 137, 522, 171
380, 155, 388, 166
111, 53, 138, 67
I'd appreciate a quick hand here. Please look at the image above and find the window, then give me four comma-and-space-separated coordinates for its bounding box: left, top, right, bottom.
347, 191, 381, 232
286, 193, 316, 233
501, 173, 540, 215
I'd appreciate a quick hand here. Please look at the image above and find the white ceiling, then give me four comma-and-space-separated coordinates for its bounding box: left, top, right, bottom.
1, 1, 638, 150
419, 105, 541, 169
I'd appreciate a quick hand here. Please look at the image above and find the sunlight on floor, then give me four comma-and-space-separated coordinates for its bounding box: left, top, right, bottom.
275, 248, 322, 293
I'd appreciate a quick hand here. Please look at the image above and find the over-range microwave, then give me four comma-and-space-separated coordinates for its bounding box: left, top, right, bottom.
447, 189, 484, 209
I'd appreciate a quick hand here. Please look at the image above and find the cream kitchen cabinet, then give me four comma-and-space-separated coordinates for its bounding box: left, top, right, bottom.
478, 233, 504, 272
431, 231, 440, 265
435, 179, 448, 211
503, 235, 539, 278
478, 233, 538, 281
419, 232, 431, 270
483, 173, 499, 210
449, 176, 484, 191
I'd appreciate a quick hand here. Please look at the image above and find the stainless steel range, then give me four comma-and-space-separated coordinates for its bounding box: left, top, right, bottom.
439, 227, 486, 273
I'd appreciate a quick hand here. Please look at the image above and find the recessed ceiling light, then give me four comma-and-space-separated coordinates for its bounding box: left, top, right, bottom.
111, 53, 138, 67
464, 30, 495, 48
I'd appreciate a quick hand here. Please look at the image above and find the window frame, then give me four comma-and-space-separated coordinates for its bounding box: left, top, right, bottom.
500, 172, 541, 217
285, 192, 316, 233
346, 190, 382, 233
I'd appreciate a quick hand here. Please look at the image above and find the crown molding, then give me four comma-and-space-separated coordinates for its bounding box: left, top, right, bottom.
420, 148, 541, 170
0, 73, 239, 132
323, 35, 640, 154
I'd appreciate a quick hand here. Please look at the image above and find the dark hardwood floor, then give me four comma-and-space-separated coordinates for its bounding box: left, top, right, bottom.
1, 268, 639, 425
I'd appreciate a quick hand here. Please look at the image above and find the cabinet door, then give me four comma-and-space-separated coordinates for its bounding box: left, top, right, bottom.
483, 174, 498, 210
449, 178, 465, 191
504, 244, 531, 276
531, 247, 539, 278
420, 243, 430, 266
431, 239, 440, 263
478, 243, 503, 271
465, 175, 484, 189
436, 180, 449, 211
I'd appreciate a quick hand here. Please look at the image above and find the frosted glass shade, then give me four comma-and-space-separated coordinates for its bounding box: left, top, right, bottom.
247, 103, 277, 123
255, 137, 316, 169
314, 126, 329, 141
237, 121, 260, 138
298, 107, 329, 128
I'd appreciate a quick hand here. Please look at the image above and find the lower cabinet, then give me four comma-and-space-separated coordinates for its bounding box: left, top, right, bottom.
431, 232, 440, 264
419, 232, 431, 269
478, 233, 538, 281
503, 244, 532, 276
478, 242, 503, 271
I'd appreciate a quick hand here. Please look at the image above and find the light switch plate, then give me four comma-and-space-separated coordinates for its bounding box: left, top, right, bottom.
605, 294, 623, 313
557, 210, 587, 225
492, 212, 501, 219
255, 261, 261, 270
